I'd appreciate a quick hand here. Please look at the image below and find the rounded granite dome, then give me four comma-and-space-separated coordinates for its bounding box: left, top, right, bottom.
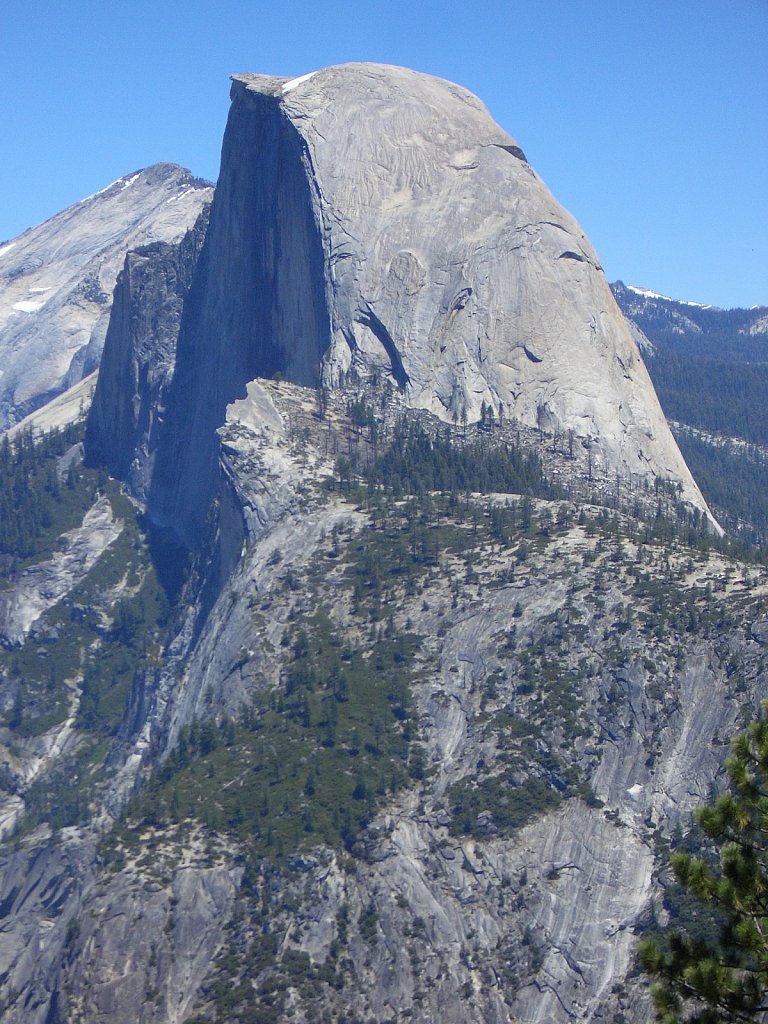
147, 63, 713, 541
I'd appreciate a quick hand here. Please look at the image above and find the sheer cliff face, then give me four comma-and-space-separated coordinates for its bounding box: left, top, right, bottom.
143, 64, 708, 544
0, 164, 213, 429
145, 86, 332, 543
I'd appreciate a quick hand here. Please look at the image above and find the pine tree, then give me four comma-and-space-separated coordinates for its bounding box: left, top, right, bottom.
640, 701, 768, 1022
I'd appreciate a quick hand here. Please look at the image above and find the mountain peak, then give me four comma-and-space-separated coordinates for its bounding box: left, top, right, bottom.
75, 162, 213, 205
136, 65, 712, 542
616, 281, 716, 310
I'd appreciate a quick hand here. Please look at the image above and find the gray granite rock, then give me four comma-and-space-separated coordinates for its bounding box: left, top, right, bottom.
0, 495, 122, 646
141, 64, 710, 545
1, 378, 764, 1024
86, 205, 210, 501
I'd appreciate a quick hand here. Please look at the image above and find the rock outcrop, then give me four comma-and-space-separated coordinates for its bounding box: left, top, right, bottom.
120, 63, 711, 546
0, 495, 122, 647
0, 164, 212, 428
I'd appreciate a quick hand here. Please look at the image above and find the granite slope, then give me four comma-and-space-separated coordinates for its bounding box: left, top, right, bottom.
0, 164, 213, 428
3, 381, 757, 1024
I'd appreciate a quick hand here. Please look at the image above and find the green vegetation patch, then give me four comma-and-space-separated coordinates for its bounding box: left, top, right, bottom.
1, 481, 175, 744
447, 773, 563, 838
342, 500, 470, 618
0, 423, 102, 572
0, 427, 187, 834
676, 431, 768, 548
335, 419, 555, 499
118, 609, 423, 862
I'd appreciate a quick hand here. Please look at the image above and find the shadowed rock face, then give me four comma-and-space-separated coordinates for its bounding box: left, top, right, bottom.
0, 164, 213, 429
140, 63, 709, 545
145, 85, 332, 543
86, 207, 211, 501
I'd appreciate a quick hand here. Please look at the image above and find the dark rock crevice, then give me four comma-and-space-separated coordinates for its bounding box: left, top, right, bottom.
356, 302, 411, 389
490, 142, 528, 162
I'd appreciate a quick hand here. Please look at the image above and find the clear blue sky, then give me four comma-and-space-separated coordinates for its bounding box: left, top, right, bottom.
1, 0, 765, 308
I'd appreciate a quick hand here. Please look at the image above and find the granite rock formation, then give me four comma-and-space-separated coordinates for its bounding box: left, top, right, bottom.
125, 63, 711, 545
0, 65, 746, 1024
86, 206, 210, 502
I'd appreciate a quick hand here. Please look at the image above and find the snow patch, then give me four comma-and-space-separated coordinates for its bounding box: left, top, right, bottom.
282, 71, 317, 95
77, 178, 122, 204
77, 171, 141, 205
166, 187, 196, 205
12, 287, 53, 313
12, 299, 46, 314
0, 240, 17, 258
119, 172, 142, 192
626, 284, 712, 309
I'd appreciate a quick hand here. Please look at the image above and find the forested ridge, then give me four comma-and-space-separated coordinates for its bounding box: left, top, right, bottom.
612, 282, 768, 545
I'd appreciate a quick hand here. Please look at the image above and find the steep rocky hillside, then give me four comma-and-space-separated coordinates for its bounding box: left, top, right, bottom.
0, 381, 766, 1023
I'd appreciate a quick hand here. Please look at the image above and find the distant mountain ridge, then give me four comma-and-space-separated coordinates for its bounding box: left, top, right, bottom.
612, 280, 768, 544
621, 282, 716, 310
612, 280, 768, 356
617, 280, 767, 317
611, 279, 768, 434
0, 164, 213, 429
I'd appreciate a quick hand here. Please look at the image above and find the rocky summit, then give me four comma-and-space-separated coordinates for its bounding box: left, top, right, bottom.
0, 65, 755, 1024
